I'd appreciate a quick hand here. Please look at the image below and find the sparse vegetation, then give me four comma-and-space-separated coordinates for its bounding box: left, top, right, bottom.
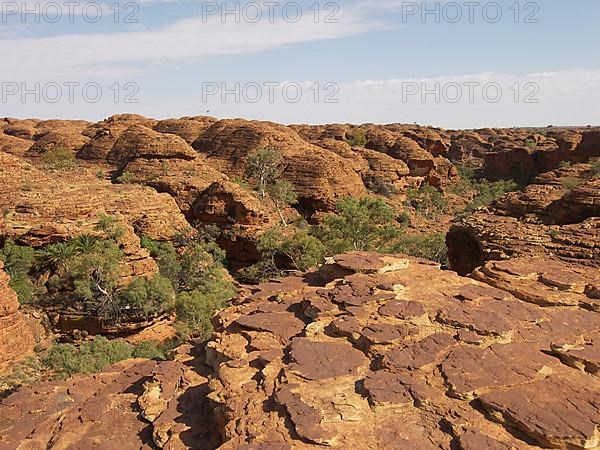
524, 139, 537, 148
450, 164, 519, 215
561, 177, 582, 192
43, 336, 169, 379
245, 147, 282, 197
366, 179, 397, 197
267, 179, 297, 226
141, 228, 236, 339
20, 181, 34, 192
406, 185, 449, 219
392, 233, 448, 265
241, 227, 325, 282
559, 160, 572, 169
0, 239, 38, 303
41, 147, 76, 170
591, 160, 600, 178
314, 196, 402, 253
96, 213, 125, 240
346, 128, 368, 147
231, 177, 252, 190
116, 171, 135, 184
0, 356, 46, 398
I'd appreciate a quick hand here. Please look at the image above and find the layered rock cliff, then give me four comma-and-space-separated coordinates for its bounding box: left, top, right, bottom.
0, 262, 34, 373
447, 161, 600, 274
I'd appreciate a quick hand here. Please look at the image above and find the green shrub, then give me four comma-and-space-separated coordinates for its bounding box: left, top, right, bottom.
0, 239, 36, 274
242, 227, 326, 282
96, 213, 125, 239
524, 139, 537, 148
0, 356, 45, 398
346, 129, 368, 147
131, 340, 170, 359
450, 166, 518, 215
142, 231, 236, 338
117, 275, 176, 318
366, 179, 397, 197
35, 242, 78, 272
0, 239, 37, 303
42, 148, 76, 170
43, 337, 166, 378
406, 185, 449, 220
68, 240, 123, 296
559, 160, 572, 169
561, 177, 582, 191
5, 272, 37, 304
142, 230, 230, 295
396, 211, 411, 227
315, 196, 401, 253
392, 233, 448, 265
231, 178, 252, 190
591, 160, 600, 178
116, 171, 135, 184
175, 290, 229, 340
464, 179, 518, 213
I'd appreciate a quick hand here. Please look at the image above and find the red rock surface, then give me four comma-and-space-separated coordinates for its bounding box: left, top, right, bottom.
447, 161, 600, 275
1, 116, 599, 448
1, 252, 600, 448
0, 262, 35, 373
202, 253, 600, 449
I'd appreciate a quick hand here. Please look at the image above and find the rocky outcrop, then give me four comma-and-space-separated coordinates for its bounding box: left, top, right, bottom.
447, 162, 600, 275
78, 114, 157, 160
191, 181, 295, 264
0, 152, 190, 246
192, 119, 367, 213
26, 120, 91, 157
1, 252, 600, 449
0, 262, 35, 373
108, 125, 198, 169
0, 152, 192, 334
153, 116, 217, 144
480, 129, 598, 184
0, 346, 221, 449
204, 253, 600, 449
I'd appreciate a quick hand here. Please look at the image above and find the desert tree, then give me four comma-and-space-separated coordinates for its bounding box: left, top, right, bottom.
267, 179, 297, 226
245, 147, 282, 197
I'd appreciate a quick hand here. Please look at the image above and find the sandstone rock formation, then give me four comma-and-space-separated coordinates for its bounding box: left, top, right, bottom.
204, 252, 600, 449
447, 162, 600, 274
0, 152, 192, 335
0, 152, 190, 246
0, 261, 35, 373
0, 346, 221, 449
192, 119, 368, 213
2, 252, 599, 449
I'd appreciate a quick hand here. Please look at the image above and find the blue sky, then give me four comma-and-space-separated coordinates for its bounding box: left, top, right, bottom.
1, 0, 599, 128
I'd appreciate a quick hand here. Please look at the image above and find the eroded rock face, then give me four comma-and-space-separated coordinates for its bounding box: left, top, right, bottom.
2, 252, 600, 449
0, 262, 35, 373
447, 162, 600, 275
192, 119, 367, 213
0, 152, 191, 246
0, 152, 191, 335
205, 252, 600, 449
0, 347, 221, 449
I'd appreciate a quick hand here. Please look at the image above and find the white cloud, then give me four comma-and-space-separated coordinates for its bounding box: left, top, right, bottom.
2, 69, 599, 128
0, 4, 382, 78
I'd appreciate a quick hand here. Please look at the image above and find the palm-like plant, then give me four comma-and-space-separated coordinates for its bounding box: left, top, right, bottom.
36, 242, 77, 272
71, 235, 99, 254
